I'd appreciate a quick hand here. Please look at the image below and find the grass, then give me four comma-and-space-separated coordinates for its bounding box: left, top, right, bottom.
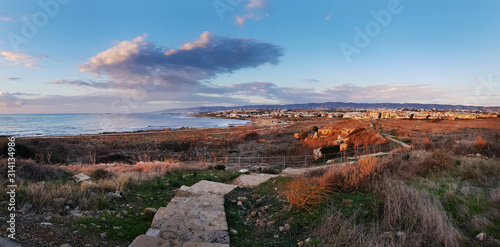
225, 177, 378, 247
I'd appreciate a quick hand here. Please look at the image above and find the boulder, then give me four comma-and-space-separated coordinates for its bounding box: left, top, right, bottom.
313, 148, 322, 160
238, 169, 250, 174
144, 207, 158, 214
107, 191, 122, 199
0, 238, 22, 247
72, 173, 91, 183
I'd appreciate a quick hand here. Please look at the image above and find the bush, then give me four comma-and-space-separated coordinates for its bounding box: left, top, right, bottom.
90, 169, 113, 179
214, 164, 226, 171
281, 176, 330, 210
311, 126, 319, 132
299, 131, 308, 139
243, 132, 260, 141
322, 156, 379, 192
0, 158, 69, 181
421, 149, 453, 174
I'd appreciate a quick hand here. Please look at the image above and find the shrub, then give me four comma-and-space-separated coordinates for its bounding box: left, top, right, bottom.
322, 156, 380, 193
298, 131, 308, 139
214, 164, 226, 171
90, 169, 113, 179
421, 149, 453, 174
311, 126, 319, 132
0, 158, 69, 182
243, 132, 260, 141
281, 176, 330, 210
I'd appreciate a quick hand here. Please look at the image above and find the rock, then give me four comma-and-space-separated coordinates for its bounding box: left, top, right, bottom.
476, 232, 486, 241
145, 228, 160, 237
72, 173, 91, 183
267, 221, 274, 226
313, 148, 322, 160
297, 241, 304, 247
40, 222, 53, 226
66, 200, 75, 207
0, 238, 22, 247
129, 235, 168, 247
237, 201, 243, 206
250, 211, 257, 217
237, 196, 247, 202
100, 232, 107, 238
144, 207, 157, 214
239, 169, 250, 174
476, 153, 482, 157
313, 132, 319, 140
284, 223, 290, 231
396, 231, 405, 238
305, 237, 311, 243
69, 209, 83, 218
294, 133, 300, 139
274, 234, 279, 239
230, 229, 238, 235
279, 226, 285, 231
107, 191, 122, 199
60, 244, 71, 247
21, 203, 33, 213
72, 230, 79, 235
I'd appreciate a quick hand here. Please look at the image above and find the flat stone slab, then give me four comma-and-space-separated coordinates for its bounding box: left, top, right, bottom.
72, 173, 91, 183
179, 180, 237, 195
129, 235, 169, 247
132, 180, 237, 247
231, 173, 278, 187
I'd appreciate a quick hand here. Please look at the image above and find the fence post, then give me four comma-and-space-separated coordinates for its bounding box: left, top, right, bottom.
283, 156, 286, 169
238, 156, 241, 165
304, 155, 307, 166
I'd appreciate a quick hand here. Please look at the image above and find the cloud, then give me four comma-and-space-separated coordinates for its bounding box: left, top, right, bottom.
246, 0, 265, 9
324, 14, 332, 21
0, 92, 22, 108
0, 51, 44, 68
0, 16, 14, 21
235, 13, 263, 28
78, 32, 283, 93
1, 77, 21, 81
303, 79, 320, 83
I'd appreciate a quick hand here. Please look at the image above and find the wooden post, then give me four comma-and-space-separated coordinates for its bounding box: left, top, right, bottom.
283, 156, 286, 168
238, 156, 241, 165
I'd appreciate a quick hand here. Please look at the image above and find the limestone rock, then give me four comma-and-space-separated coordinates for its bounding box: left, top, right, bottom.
144, 207, 157, 214
72, 173, 91, 183
476, 232, 486, 241
128, 235, 169, 247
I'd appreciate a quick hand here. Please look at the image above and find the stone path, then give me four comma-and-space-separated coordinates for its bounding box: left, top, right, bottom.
129, 180, 237, 247
230, 173, 278, 187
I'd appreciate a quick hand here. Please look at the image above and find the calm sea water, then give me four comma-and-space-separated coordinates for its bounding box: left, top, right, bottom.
0, 114, 250, 137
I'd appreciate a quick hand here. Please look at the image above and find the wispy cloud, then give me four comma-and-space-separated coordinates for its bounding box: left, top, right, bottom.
0, 16, 14, 22
235, 13, 262, 28
1, 77, 21, 81
0, 51, 45, 69
246, 0, 265, 9
324, 13, 332, 21
303, 79, 320, 83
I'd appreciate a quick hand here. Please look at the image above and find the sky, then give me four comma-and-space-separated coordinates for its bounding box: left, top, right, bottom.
0, 0, 499, 114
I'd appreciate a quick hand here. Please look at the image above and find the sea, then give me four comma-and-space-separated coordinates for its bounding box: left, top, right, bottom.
0, 113, 250, 137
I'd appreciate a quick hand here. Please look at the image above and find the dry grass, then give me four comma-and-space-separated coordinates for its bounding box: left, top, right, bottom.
281, 176, 330, 210
322, 156, 381, 193
378, 180, 461, 247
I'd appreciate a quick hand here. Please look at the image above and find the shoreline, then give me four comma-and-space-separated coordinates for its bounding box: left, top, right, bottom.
13, 116, 254, 139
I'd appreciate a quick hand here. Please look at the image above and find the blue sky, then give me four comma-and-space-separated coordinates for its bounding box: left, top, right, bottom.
0, 0, 499, 113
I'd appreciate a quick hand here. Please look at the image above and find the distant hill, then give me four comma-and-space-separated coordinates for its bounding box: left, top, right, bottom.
160, 102, 500, 114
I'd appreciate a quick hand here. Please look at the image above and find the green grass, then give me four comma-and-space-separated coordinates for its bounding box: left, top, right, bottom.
225, 177, 378, 247
68, 168, 240, 246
